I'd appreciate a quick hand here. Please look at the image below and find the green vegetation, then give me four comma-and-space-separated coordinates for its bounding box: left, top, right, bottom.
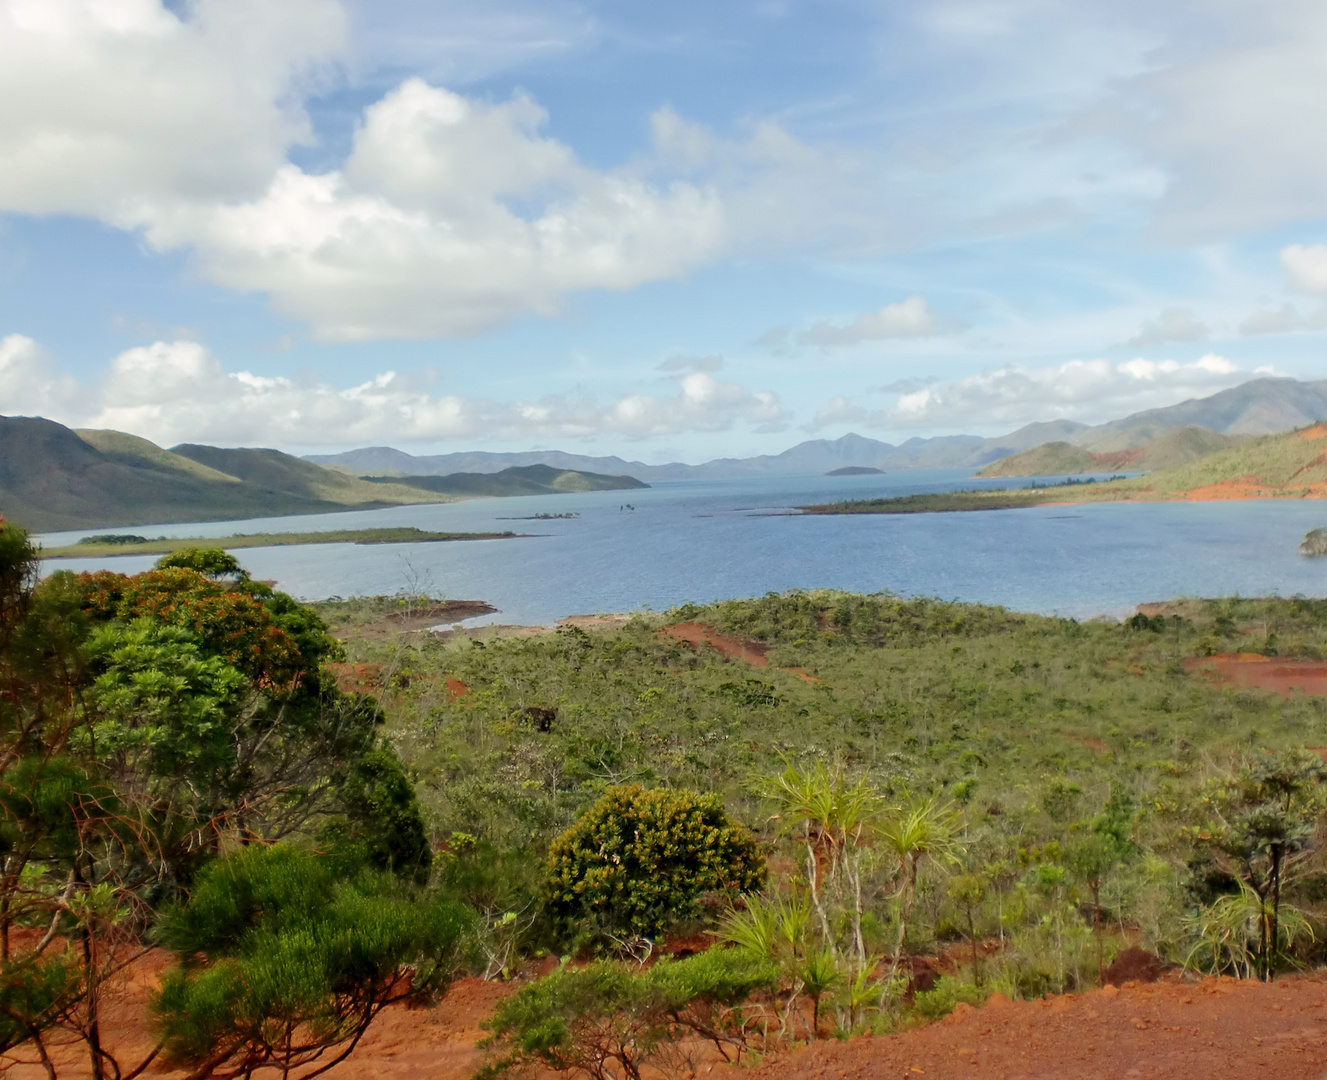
311, 586, 1327, 1058
0, 416, 457, 533
801, 489, 1054, 513
366, 463, 648, 497
976, 426, 1244, 478
42, 528, 524, 559
545, 786, 765, 943
0, 537, 455, 1078
12, 518, 1327, 1076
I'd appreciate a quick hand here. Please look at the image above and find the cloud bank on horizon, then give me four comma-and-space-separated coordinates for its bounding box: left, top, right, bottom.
2, 0, 1327, 457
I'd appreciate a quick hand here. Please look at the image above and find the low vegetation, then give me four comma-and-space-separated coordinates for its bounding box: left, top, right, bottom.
42, 528, 524, 559
11, 517, 1327, 1079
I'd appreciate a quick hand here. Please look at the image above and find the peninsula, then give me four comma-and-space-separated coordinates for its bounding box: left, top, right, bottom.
801, 423, 1327, 514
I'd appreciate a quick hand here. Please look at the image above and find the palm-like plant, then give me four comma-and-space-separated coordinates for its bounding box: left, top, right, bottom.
878, 794, 963, 996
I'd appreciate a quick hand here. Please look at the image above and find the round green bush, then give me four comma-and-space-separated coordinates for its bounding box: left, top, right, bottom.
545, 785, 765, 940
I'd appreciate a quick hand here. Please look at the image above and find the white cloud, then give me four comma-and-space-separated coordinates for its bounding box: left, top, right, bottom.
8, 339, 788, 446
1282, 244, 1327, 295
0, 334, 80, 415
795, 296, 937, 348
815, 354, 1256, 432
0, 0, 346, 219
1103, 0, 1327, 241
1125, 307, 1208, 348
0, 3, 851, 341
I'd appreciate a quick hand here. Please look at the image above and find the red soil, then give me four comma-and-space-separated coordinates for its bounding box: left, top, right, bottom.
444, 676, 469, 699
1183, 653, 1327, 697
14, 952, 1327, 1080
663, 621, 771, 666
662, 622, 821, 683
750, 974, 1327, 1080
327, 661, 385, 695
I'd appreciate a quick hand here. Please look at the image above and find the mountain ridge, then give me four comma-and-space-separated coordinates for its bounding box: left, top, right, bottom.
307, 377, 1327, 479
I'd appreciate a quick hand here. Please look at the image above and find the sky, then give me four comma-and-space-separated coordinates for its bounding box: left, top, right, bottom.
3, 0, 1327, 462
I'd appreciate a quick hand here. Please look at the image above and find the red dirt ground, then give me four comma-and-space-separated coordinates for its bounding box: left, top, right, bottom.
20, 958, 1327, 1080
750, 974, 1327, 1080
1183, 653, 1327, 697
662, 622, 821, 684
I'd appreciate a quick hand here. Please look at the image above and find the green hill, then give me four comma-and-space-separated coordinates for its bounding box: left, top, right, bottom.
365, 464, 649, 497
0, 417, 457, 533
804, 424, 1327, 514
170, 444, 447, 506
977, 427, 1244, 478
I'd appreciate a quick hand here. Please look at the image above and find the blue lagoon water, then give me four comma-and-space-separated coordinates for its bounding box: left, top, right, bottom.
34, 471, 1327, 625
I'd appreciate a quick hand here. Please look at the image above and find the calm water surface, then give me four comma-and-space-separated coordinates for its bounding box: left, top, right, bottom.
34, 471, 1327, 625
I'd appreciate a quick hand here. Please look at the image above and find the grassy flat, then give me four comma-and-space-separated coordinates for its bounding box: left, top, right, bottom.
40, 527, 524, 559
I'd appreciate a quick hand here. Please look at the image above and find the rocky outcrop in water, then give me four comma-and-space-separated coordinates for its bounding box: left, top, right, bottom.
1301, 528, 1327, 556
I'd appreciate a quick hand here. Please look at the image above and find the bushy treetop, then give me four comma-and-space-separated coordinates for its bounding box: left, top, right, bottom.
546, 785, 765, 939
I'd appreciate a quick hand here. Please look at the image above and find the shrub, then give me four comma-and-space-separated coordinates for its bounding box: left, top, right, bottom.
545, 785, 765, 942
912, 974, 990, 1021
482, 950, 777, 1078
154, 845, 472, 1079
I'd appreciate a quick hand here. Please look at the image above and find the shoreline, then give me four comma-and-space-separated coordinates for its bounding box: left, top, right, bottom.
39, 527, 530, 559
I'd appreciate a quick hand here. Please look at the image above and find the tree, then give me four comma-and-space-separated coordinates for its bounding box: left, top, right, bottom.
877, 794, 962, 994
153, 549, 246, 583
0, 532, 433, 1076
545, 786, 765, 944
154, 845, 471, 1080
1181, 749, 1326, 980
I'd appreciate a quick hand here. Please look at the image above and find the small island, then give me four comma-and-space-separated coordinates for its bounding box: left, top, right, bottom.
40, 527, 526, 559
825, 466, 884, 476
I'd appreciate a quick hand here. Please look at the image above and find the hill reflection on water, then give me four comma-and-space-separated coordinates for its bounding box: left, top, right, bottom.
34, 470, 1327, 625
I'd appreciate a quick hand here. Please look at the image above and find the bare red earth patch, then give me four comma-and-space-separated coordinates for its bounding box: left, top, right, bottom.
1183, 653, 1327, 697
662, 621, 770, 666
749, 974, 1327, 1080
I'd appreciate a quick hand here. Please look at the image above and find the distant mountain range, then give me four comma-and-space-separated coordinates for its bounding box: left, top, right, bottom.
308, 377, 1327, 480
6, 376, 1327, 532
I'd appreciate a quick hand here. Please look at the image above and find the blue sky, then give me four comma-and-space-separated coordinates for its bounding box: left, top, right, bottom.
3, 0, 1327, 461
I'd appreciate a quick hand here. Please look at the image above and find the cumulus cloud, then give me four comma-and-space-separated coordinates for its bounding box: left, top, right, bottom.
0, 3, 852, 341
795, 296, 937, 348
2, 338, 788, 447
0, 0, 346, 218
813, 354, 1260, 432
1125, 307, 1208, 348
0, 334, 80, 415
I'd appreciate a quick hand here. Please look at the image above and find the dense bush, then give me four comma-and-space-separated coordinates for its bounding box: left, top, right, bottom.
483, 950, 777, 1079
154, 845, 472, 1079
545, 785, 766, 942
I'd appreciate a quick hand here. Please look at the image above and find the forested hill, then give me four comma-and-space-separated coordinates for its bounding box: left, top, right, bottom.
0, 417, 452, 532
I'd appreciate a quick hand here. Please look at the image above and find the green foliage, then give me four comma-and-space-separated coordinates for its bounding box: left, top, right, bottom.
482, 950, 777, 1078
155, 547, 247, 581
154, 845, 472, 1079
545, 785, 765, 942
912, 974, 990, 1021
326, 746, 432, 882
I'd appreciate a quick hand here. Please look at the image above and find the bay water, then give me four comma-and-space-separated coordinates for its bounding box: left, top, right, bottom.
34, 470, 1327, 625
